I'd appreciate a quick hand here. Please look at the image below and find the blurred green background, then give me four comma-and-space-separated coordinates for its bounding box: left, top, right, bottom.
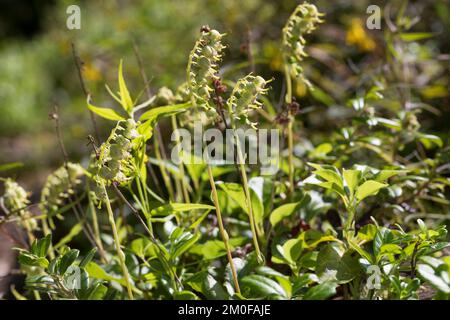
0, 0, 449, 195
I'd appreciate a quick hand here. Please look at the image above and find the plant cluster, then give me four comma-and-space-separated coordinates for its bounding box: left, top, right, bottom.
1, 2, 449, 300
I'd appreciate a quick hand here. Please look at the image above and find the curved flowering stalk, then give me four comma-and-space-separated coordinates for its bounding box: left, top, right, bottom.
89, 119, 140, 299
226, 74, 268, 264
226, 75, 269, 129
282, 2, 323, 90
38, 162, 85, 258
40, 163, 84, 222
187, 27, 225, 111
90, 119, 140, 193
1, 179, 36, 244
281, 3, 323, 194
186, 28, 241, 293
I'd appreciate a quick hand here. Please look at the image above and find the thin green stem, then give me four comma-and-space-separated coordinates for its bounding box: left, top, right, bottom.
101, 183, 134, 299
171, 115, 190, 203
284, 63, 295, 195
230, 120, 263, 263
206, 164, 241, 294
88, 188, 107, 263
343, 204, 356, 243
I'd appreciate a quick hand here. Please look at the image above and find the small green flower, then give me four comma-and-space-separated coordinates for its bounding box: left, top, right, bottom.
40, 163, 84, 217
187, 27, 226, 110
282, 3, 324, 86
2, 179, 37, 231
90, 119, 141, 200
227, 74, 268, 128
2, 179, 29, 211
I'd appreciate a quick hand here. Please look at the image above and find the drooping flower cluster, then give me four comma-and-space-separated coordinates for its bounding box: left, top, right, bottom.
1, 179, 37, 230
90, 119, 140, 199
187, 27, 226, 110
226, 75, 268, 128
40, 163, 84, 217
282, 3, 323, 85
2, 179, 29, 212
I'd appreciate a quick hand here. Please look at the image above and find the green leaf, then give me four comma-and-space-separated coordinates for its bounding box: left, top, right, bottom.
0, 162, 23, 171
59, 249, 80, 274
79, 248, 97, 268
217, 182, 264, 227
399, 33, 435, 42
278, 238, 303, 266
186, 271, 228, 300
343, 169, 360, 196
87, 96, 126, 121
270, 202, 300, 227
139, 103, 191, 122
190, 238, 246, 260
170, 231, 201, 259
316, 244, 361, 284
137, 102, 192, 141
417, 264, 450, 294
31, 234, 52, 258
374, 117, 402, 130
303, 281, 337, 300
18, 252, 49, 268
151, 203, 215, 217
118, 59, 133, 113
241, 274, 287, 298
314, 169, 343, 189
355, 180, 388, 202
373, 227, 394, 259
130, 238, 156, 259
85, 262, 128, 287
348, 239, 374, 264
86, 283, 108, 300
380, 243, 402, 255
173, 290, 200, 300
374, 170, 407, 182
417, 133, 443, 149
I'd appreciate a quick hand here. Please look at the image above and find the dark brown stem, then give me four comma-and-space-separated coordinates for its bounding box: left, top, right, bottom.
71, 42, 100, 143
50, 105, 106, 260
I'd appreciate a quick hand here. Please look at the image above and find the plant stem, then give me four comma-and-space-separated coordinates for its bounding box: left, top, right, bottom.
230, 122, 263, 263
284, 64, 295, 195
101, 183, 134, 299
88, 191, 107, 263
344, 204, 356, 242
171, 115, 190, 203
287, 120, 294, 194
206, 164, 241, 294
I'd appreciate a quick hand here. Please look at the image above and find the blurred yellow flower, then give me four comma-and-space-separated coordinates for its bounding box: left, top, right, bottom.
295, 80, 308, 97
84, 61, 101, 81
346, 18, 376, 52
